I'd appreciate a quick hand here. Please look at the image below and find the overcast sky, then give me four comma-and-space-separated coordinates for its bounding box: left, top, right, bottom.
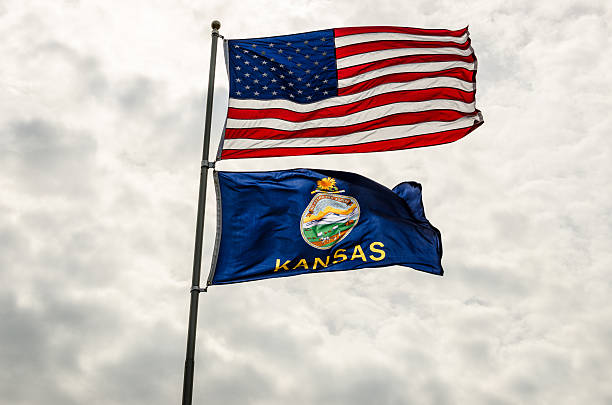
2, 0, 611, 404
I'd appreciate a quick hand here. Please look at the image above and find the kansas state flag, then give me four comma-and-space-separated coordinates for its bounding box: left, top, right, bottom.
207, 169, 443, 285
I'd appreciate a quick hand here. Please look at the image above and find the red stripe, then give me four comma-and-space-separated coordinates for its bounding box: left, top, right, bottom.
339, 68, 475, 96
334, 26, 468, 38
221, 120, 482, 159
228, 88, 475, 122
336, 39, 471, 59
337, 53, 476, 80
225, 110, 476, 140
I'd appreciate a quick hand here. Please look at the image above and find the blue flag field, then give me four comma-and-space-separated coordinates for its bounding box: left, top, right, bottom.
207, 169, 443, 285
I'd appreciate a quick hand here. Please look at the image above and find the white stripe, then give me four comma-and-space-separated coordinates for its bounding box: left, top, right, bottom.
338, 61, 475, 88
335, 32, 469, 47
223, 114, 482, 150
227, 100, 475, 130
337, 47, 473, 69
229, 77, 475, 112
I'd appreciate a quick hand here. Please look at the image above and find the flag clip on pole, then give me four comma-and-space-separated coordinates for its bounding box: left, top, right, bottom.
182, 19, 221, 405
201, 160, 215, 169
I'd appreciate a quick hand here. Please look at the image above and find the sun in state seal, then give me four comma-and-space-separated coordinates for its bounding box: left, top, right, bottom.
300, 177, 360, 250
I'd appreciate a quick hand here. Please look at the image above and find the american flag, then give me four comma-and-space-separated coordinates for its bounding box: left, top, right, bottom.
218, 26, 483, 160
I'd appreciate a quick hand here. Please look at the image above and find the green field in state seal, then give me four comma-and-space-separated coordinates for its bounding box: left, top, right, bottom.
300, 177, 360, 250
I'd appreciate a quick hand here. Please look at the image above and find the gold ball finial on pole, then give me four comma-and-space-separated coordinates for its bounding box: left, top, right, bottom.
211, 20, 221, 31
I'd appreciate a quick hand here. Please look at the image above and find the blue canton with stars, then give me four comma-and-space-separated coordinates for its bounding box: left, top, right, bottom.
227, 29, 338, 104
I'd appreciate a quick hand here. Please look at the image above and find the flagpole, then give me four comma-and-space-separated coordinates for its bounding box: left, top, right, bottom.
182, 19, 221, 405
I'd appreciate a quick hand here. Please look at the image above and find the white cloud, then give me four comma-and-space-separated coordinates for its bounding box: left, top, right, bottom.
1, 0, 611, 404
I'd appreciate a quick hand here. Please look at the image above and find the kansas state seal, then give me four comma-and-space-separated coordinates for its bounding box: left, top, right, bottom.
300, 177, 360, 250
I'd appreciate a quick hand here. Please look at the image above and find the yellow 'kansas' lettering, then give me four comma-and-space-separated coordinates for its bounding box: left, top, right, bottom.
313, 256, 330, 269
275, 259, 291, 272
368, 242, 386, 261
350, 244, 367, 262
333, 249, 347, 264
275, 242, 386, 272
292, 259, 309, 270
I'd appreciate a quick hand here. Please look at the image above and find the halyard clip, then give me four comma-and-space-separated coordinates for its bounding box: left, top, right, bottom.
201, 160, 215, 169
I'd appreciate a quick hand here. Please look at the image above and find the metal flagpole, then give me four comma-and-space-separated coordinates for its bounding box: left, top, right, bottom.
182, 19, 221, 405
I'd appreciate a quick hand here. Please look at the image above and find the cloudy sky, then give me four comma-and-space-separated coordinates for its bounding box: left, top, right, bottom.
2, 0, 611, 404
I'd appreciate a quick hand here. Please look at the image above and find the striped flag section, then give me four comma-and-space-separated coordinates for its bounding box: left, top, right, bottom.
219, 26, 482, 160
